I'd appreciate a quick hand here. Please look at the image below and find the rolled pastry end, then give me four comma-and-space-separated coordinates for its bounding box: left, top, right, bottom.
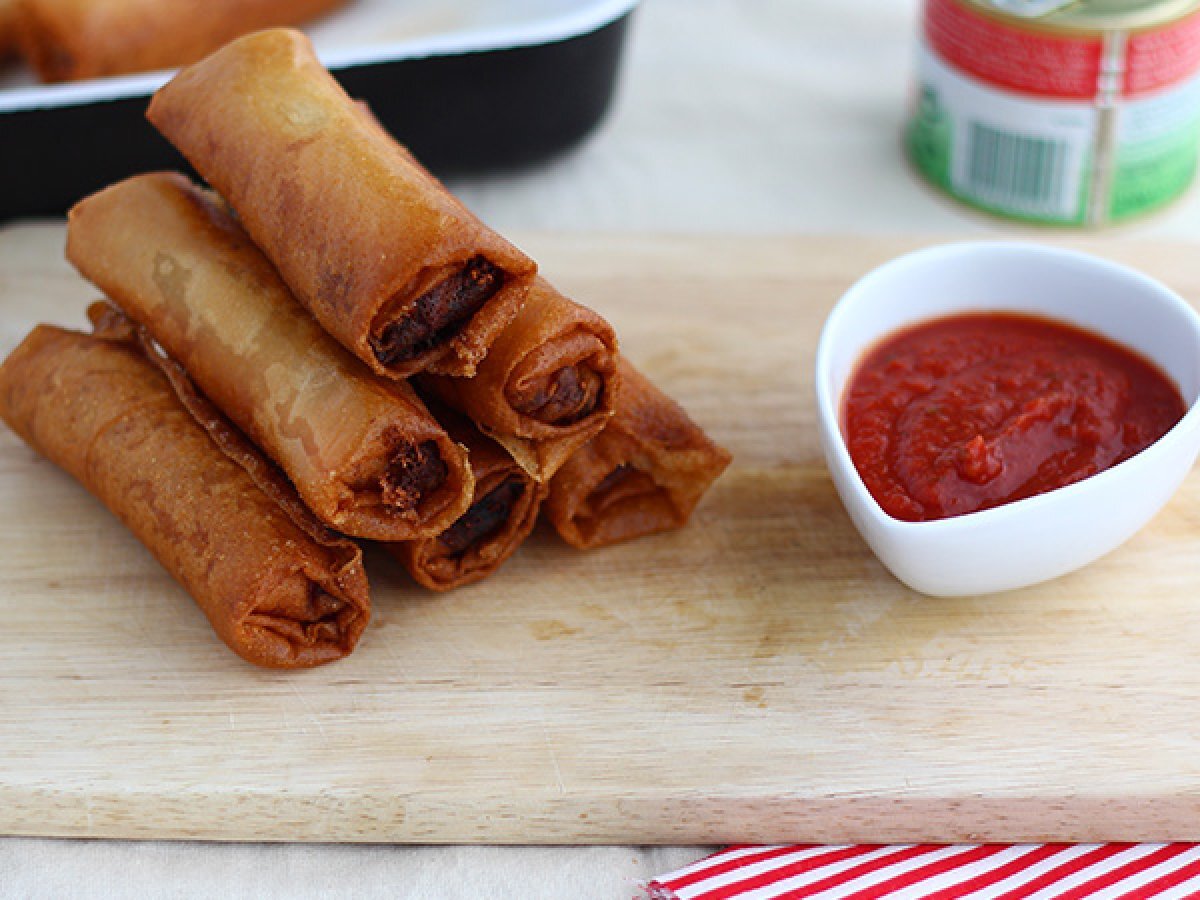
491, 325, 619, 480
438, 475, 529, 556
554, 460, 681, 549
370, 255, 506, 369
506, 330, 614, 428
239, 566, 369, 668
388, 415, 543, 591
545, 360, 731, 549
551, 456, 723, 549
422, 278, 621, 481
339, 428, 473, 542
394, 473, 542, 591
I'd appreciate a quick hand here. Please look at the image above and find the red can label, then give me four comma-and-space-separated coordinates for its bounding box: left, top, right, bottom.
1126, 12, 1200, 95
925, 0, 1103, 99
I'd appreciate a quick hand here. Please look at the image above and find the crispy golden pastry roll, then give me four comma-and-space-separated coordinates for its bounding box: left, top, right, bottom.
545, 359, 732, 549
13, 0, 348, 82
0, 321, 369, 668
421, 278, 619, 481
67, 172, 473, 542
387, 409, 544, 592
146, 28, 536, 379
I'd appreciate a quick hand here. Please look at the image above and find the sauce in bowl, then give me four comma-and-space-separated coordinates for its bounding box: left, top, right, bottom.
843, 312, 1187, 522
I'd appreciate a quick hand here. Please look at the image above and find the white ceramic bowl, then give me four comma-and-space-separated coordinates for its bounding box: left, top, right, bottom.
815, 242, 1200, 597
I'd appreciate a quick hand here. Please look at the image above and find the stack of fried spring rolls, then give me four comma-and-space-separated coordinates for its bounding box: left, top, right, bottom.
144, 28, 729, 554
0, 27, 730, 666
141, 31, 633, 559
11, 0, 349, 82
0, 308, 369, 668
66, 173, 545, 594
127, 16, 601, 586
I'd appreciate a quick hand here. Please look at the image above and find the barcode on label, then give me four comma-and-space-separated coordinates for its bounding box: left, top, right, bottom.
963, 122, 1073, 216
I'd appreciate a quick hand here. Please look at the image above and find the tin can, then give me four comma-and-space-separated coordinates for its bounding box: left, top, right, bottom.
907, 0, 1200, 225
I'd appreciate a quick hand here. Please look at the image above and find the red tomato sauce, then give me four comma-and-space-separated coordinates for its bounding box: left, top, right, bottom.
842, 312, 1186, 522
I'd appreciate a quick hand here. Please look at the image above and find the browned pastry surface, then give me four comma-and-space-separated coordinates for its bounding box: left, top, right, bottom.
147, 28, 536, 379
67, 172, 475, 542
545, 358, 731, 548
0, 318, 370, 667
388, 408, 544, 591
422, 277, 619, 482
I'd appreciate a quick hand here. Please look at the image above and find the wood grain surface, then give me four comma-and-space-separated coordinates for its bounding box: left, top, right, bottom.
1, 225, 1199, 844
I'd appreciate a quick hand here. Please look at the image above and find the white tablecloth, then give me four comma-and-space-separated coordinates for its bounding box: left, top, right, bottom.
6, 0, 1200, 896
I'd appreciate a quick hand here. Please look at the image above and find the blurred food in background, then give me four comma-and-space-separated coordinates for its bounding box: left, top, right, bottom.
4, 0, 350, 82
0, 0, 17, 61
0, 1, 637, 219
908, 0, 1200, 227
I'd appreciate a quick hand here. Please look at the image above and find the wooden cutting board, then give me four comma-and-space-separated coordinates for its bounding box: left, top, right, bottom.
2, 225, 1199, 844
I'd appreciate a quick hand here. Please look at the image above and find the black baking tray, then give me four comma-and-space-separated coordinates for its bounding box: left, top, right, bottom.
0, 0, 636, 220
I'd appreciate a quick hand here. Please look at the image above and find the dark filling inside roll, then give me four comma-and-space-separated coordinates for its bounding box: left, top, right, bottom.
381, 439, 448, 512
512, 364, 604, 426
438, 476, 527, 557
372, 256, 504, 366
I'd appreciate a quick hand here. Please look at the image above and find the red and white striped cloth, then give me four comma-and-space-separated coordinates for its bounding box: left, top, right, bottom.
646, 843, 1200, 899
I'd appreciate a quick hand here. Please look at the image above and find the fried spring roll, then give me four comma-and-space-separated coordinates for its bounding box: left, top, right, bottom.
13, 0, 348, 82
0, 320, 369, 668
387, 411, 544, 592
146, 28, 536, 379
545, 360, 732, 548
67, 172, 473, 542
422, 278, 619, 481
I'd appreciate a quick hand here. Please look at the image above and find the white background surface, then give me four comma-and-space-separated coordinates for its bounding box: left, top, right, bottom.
5, 0, 1200, 896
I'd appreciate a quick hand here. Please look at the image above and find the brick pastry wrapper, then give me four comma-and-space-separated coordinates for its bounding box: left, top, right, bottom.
67, 172, 474, 542
147, 28, 536, 379
13, 0, 348, 82
545, 359, 732, 548
387, 407, 544, 592
422, 277, 620, 482
0, 313, 370, 668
